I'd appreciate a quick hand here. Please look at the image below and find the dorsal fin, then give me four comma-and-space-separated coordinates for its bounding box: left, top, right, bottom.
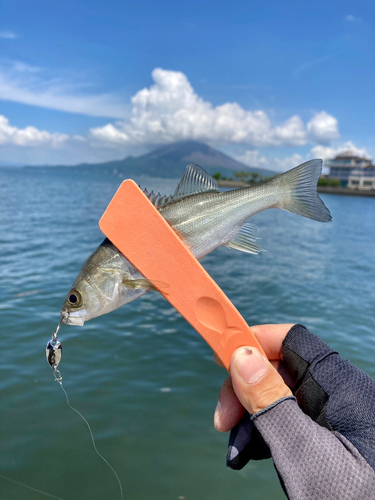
141, 188, 174, 209
141, 163, 219, 210
173, 163, 219, 198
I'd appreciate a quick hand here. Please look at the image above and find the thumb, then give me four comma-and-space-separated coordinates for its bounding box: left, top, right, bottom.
230, 346, 292, 415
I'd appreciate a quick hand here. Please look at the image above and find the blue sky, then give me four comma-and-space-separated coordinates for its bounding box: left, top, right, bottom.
0, 0, 374, 170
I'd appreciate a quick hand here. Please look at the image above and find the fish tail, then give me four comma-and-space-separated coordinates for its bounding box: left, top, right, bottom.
271, 159, 332, 222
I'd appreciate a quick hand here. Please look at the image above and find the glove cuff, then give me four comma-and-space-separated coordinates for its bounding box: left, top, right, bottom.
251, 395, 297, 421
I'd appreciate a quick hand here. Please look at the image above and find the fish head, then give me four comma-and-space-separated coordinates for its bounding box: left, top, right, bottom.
60, 239, 150, 326
60, 264, 126, 327
60, 280, 101, 327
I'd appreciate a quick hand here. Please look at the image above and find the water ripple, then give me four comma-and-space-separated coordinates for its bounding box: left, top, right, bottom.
1, 168, 375, 499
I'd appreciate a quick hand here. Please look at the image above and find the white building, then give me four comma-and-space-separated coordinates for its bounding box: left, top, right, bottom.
327, 151, 375, 187
347, 170, 375, 190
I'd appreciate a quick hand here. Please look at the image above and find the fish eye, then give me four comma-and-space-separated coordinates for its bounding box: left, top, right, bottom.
67, 289, 82, 307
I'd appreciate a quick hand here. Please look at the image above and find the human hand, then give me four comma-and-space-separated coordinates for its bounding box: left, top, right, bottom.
214, 322, 375, 485
214, 324, 295, 433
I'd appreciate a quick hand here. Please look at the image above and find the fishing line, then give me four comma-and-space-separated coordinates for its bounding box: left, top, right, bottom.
46, 321, 124, 500
54, 370, 124, 500
0, 473, 67, 499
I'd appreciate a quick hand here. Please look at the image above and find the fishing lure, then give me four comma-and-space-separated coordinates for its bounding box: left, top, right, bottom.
46, 318, 63, 381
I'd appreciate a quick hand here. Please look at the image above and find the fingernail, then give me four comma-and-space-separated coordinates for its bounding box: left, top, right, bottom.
214, 400, 222, 429
233, 347, 268, 383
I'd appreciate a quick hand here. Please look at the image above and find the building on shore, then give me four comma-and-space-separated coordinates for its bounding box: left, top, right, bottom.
327, 151, 375, 188
347, 171, 375, 190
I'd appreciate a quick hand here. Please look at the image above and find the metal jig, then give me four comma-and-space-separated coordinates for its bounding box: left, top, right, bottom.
46, 317, 63, 378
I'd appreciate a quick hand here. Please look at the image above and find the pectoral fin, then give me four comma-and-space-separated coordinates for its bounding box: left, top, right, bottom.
226, 223, 266, 255
122, 278, 169, 291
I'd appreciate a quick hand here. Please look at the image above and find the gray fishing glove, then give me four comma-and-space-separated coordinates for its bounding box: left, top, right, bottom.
226, 324, 375, 498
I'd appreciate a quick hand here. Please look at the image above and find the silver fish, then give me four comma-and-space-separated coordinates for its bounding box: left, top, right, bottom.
61, 160, 331, 326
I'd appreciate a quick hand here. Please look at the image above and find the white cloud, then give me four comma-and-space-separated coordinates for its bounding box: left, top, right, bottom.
270, 141, 370, 173
0, 115, 68, 147
89, 122, 130, 146
236, 150, 269, 168
293, 54, 335, 77
90, 68, 338, 149
310, 141, 370, 160
309, 145, 338, 161
258, 141, 371, 174
273, 153, 304, 172
11, 61, 40, 73
0, 64, 340, 148
0, 61, 128, 118
346, 15, 361, 22
0, 31, 17, 39
269, 115, 306, 147
307, 111, 339, 144
237, 141, 371, 174
236, 150, 308, 172
0, 66, 346, 166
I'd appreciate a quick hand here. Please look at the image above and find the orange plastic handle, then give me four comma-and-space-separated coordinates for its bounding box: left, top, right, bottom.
99, 180, 265, 371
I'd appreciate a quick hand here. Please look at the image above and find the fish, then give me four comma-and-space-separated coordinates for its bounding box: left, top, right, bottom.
61, 160, 331, 326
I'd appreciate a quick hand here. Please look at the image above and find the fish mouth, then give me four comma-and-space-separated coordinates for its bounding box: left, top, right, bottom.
60, 311, 85, 326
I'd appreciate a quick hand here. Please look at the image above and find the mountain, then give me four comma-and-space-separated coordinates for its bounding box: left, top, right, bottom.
142, 141, 270, 173
24, 141, 275, 179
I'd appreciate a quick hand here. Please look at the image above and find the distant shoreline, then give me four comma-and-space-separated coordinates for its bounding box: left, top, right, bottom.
4, 167, 375, 197
316, 186, 375, 197
217, 180, 249, 187
217, 179, 375, 197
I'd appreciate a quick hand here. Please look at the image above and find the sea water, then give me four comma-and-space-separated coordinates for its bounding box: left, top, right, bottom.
1, 167, 375, 499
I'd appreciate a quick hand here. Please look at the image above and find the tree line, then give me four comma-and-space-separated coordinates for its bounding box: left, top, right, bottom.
212, 171, 273, 183
213, 170, 340, 187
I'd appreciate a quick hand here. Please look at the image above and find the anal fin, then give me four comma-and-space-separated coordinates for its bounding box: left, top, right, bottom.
226, 223, 266, 255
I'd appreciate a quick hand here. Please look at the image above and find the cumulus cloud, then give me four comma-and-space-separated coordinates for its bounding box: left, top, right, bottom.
89, 122, 130, 145
236, 150, 319, 173
270, 115, 306, 147
0, 64, 340, 148
1, 66, 347, 167
274, 153, 304, 172
89, 68, 338, 149
238, 142, 371, 174
0, 115, 68, 147
310, 141, 370, 160
236, 149, 269, 168
269, 141, 370, 173
307, 111, 339, 144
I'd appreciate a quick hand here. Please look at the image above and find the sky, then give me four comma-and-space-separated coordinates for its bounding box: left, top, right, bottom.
0, 0, 374, 171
